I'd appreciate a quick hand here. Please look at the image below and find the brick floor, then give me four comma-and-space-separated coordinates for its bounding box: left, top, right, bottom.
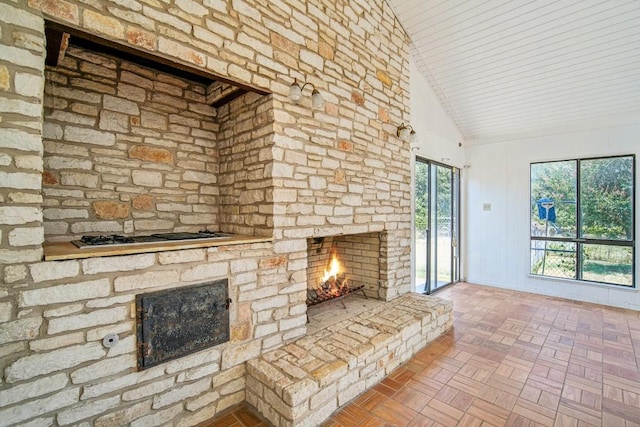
203, 282, 640, 426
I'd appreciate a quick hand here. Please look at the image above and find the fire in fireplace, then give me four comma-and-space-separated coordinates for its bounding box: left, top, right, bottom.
306, 253, 365, 306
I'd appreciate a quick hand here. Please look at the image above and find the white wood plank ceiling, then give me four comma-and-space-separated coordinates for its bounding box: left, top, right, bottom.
388, 0, 640, 144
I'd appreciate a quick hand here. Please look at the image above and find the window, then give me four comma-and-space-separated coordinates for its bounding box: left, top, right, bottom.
530, 155, 635, 287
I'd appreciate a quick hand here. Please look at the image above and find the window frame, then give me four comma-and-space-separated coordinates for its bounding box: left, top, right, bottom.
530, 154, 636, 288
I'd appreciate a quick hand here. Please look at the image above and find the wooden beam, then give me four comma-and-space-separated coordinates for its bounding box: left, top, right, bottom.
206, 82, 248, 107
44, 27, 69, 67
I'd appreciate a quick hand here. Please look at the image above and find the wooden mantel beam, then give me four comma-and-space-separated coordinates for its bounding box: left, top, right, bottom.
206, 82, 247, 108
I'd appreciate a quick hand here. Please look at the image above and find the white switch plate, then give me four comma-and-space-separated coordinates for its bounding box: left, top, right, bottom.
483, 203, 491, 211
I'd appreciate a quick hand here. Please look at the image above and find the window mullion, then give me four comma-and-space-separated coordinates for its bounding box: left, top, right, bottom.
575, 159, 582, 281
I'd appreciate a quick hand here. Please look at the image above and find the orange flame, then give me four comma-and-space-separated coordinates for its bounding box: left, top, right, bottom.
322, 254, 341, 283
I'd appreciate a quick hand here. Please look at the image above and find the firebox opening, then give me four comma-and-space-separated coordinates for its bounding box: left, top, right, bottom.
306, 251, 366, 306
306, 232, 382, 307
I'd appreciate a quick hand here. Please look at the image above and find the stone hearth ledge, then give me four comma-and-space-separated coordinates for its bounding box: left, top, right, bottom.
246, 293, 453, 427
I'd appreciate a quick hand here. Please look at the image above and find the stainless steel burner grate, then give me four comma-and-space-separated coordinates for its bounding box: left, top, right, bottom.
72, 231, 232, 248
80, 235, 134, 245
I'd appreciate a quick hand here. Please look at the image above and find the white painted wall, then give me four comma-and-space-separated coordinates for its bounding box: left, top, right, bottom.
409, 60, 465, 167
409, 59, 639, 310
464, 125, 640, 310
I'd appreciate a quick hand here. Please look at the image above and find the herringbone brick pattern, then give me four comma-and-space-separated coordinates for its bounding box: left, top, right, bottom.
205, 283, 640, 426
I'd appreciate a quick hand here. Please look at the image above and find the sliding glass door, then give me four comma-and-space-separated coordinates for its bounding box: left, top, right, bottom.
415, 158, 460, 293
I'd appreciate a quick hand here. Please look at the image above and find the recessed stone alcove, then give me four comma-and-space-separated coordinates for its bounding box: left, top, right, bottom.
42, 43, 274, 242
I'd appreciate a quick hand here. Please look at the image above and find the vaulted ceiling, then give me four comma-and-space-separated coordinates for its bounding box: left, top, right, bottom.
388, 0, 640, 144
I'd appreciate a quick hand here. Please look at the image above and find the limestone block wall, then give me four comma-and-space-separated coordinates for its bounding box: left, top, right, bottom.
0, 243, 308, 426
43, 46, 223, 240
0, 0, 413, 425
217, 92, 275, 238
42, 44, 276, 241
0, 1, 46, 268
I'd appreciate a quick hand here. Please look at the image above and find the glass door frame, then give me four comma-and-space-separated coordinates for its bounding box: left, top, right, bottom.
414, 156, 461, 294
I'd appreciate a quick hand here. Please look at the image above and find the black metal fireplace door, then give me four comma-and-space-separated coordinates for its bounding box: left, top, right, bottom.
136, 279, 231, 369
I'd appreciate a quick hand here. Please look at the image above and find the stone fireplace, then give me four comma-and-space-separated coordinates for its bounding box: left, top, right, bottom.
0, 1, 445, 426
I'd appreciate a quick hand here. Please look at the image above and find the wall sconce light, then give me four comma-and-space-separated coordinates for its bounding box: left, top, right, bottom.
397, 122, 417, 143
289, 78, 325, 110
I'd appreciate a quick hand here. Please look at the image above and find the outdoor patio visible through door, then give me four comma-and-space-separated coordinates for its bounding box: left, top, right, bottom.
414, 158, 460, 294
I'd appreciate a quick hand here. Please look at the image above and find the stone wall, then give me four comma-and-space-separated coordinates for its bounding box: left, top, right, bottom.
43, 46, 224, 241
217, 92, 275, 238
0, 242, 307, 426
0, 1, 46, 268
42, 44, 276, 240
0, 0, 413, 425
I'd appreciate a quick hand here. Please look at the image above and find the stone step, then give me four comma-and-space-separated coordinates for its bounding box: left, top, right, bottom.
246, 293, 453, 426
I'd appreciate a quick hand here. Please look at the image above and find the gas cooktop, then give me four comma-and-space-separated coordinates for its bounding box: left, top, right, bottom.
72, 231, 232, 248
